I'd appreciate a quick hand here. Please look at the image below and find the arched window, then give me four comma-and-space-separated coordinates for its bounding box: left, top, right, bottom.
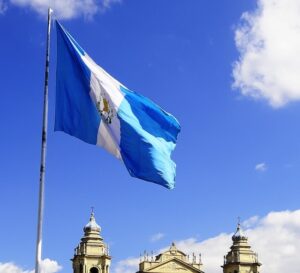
90, 267, 99, 273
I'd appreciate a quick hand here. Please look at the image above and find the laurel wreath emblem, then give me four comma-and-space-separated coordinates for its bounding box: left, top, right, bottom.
96, 96, 114, 124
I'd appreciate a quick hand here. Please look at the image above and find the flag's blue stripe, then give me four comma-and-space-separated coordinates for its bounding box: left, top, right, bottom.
55, 22, 100, 145
118, 86, 181, 189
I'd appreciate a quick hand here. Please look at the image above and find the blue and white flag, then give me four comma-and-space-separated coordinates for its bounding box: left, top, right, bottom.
55, 21, 181, 189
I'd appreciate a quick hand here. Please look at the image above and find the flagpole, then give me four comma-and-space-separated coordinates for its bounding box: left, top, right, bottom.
35, 7, 52, 273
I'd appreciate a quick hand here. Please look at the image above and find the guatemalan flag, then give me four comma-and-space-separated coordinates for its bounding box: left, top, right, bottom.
55, 21, 181, 189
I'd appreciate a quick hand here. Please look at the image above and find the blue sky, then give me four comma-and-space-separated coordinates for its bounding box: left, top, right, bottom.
1, 1, 300, 273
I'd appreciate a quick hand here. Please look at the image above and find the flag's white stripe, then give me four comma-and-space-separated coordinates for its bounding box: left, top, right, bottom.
97, 121, 121, 159
82, 54, 124, 108
81, 55, 124, 159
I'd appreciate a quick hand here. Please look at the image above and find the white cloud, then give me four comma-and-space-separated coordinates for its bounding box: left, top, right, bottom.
39, 259, 62, 273
233, 0, 300, 107
255, 162, 267, 172
0, 0, 7, 14
0, 263, 33, 273
0, 259, 62, 273
114, 209, 300, 273
114, 257, 140, 273
150, 233, 165, 242
242, 215, 259, 228
9, 0, 121, 19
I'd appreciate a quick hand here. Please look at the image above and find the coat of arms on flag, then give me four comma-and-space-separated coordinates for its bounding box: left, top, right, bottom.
97, 95, 115, 124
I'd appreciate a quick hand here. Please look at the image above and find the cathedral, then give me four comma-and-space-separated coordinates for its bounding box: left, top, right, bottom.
72, 212, 261, 273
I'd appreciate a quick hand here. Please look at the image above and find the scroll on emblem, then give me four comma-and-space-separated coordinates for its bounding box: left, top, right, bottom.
96, 96, 114, 124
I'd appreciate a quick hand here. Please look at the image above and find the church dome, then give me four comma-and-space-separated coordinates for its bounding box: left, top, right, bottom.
232, 222, 247, 241
84, 212, 101, 233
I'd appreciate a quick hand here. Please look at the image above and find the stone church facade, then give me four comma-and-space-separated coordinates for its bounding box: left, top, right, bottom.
72, 213, 261, 273
137, 242, 204, 273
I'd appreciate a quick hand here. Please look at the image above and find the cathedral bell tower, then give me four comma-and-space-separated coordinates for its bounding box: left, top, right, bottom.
72, 212, 111, 273
222, 222, 261, 273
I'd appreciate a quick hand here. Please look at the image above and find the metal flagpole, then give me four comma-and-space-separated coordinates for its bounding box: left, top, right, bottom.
35, 7, 53, 273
